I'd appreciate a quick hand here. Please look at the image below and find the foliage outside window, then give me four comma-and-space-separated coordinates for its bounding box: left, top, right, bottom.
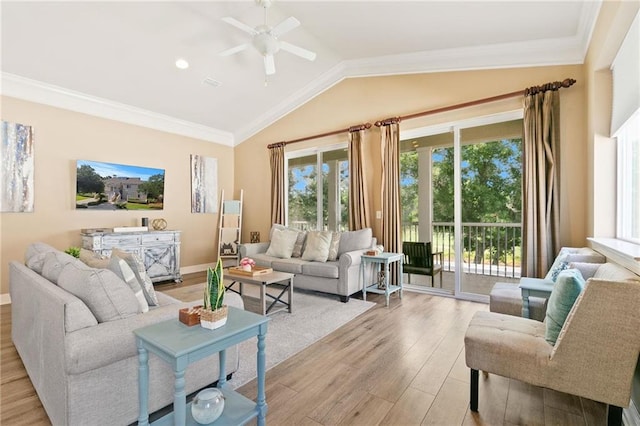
287, 147, 349, 232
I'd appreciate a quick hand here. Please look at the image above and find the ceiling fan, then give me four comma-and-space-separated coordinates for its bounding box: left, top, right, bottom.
219, 0, 317, 76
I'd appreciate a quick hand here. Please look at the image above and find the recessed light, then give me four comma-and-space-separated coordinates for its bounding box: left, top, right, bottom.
175, 58, 189, 70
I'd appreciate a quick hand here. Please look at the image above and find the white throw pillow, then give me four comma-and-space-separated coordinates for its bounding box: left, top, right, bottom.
108, 256, 149, 313
111, 249, 159, 306
266, 228, 299, 259
302, 231, 333, 262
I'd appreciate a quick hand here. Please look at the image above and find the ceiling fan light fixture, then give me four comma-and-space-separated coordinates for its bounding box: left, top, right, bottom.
253, 30, 280, 55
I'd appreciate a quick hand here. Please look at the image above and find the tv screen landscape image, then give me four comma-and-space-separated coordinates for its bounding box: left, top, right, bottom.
76, 160, 165, 210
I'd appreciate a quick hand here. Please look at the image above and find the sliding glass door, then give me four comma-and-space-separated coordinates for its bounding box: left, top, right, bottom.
400, 112, 523, 300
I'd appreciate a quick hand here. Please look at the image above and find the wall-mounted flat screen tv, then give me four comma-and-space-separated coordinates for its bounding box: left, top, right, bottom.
76, 160, 165, 210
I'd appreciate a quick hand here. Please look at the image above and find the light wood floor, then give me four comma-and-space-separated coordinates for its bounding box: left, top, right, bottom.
0, 272, 607, 425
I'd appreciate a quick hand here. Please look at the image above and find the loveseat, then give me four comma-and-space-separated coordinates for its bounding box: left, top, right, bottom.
10, 242, 244, 426
239, 226, 376, 302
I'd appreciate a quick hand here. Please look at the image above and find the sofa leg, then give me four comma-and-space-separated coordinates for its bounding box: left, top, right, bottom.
470, 369, 479, 412
340, 295, 350, 303
607, 405, 622, 426
226, 373, 233, 382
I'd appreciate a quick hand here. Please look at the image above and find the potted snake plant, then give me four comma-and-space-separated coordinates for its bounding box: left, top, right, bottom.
200, 258, 228, 329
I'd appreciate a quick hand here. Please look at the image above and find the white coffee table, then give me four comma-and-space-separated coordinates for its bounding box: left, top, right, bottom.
225, 270, 294, 316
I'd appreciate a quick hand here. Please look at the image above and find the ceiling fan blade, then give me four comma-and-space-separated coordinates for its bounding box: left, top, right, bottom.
271, 16, 300, 38
221, 17, 257, 36
279, 41, 317, 61
264, 54, 276, 75
219, 43, 250, 56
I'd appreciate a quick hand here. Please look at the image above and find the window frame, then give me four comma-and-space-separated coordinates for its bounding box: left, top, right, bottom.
285, 142, 349, 231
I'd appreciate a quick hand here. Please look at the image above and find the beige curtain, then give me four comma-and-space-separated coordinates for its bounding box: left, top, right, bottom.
269, 144, 285, 225
380, 120, 402, 254
348, 129, 370, 230
522, 90, 561, 277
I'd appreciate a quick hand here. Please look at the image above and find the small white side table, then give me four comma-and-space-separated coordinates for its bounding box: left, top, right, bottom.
360, 252, 404, 307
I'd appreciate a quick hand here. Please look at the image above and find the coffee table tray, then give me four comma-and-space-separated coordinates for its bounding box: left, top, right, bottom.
227, 266, 273, 277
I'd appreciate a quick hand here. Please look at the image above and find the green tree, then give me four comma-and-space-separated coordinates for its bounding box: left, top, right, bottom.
400, 152, 419, 225
139, 174, 164, 201
76, 165, 104, 194
405, 138, 522, 264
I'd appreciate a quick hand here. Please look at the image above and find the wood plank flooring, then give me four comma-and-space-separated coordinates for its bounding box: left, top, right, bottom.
0, 272, 607, 425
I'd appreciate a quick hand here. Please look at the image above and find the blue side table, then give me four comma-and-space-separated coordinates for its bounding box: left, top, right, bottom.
134, 307, 269, 426
360, 252, 404, 307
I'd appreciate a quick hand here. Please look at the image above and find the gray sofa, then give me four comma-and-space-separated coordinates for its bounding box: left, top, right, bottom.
10, 242, 244, 426
239, 226, 376, 302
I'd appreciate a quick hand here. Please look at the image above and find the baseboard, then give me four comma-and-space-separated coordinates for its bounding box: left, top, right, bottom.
180, 263, 216, 275
1, 293, 12, 305
624, 398, 640, 426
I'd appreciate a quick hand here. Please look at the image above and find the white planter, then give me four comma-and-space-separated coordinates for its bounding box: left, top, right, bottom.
199, 306, 228, 330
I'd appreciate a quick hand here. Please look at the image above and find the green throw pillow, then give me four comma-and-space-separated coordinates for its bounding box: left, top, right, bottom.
544, 269, 585, 345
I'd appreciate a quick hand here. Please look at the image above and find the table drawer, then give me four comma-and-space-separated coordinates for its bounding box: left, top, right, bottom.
141, 233, 175, 244
102, 234, 142, 248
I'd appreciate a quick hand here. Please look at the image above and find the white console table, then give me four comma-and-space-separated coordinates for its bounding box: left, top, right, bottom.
81, 229, 182, 283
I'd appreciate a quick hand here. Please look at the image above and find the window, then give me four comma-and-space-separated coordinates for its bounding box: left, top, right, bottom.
286, 146, 349, 231
612, 12, 639, 244
616, 110, 640, 244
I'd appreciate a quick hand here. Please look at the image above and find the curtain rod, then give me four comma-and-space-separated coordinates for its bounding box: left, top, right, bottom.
266, 78, 576, 147
267, 122, 371, 149
374, 78, 576, 126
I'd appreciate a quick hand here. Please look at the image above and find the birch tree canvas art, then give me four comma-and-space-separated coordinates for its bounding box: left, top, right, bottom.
1, 120, 34, 212
191, 155, 218, 213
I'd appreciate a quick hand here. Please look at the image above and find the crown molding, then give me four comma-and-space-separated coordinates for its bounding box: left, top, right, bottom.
1, 73, 235, 146
232, 36, 586, 145
233, 62, 347, 144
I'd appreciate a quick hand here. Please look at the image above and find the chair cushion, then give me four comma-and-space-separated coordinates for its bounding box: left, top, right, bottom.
271, 258, 306, 274
489, 282, 547, 322
465, 311, 551, 383
302, 261, 339, 279
544, 269, 585, 345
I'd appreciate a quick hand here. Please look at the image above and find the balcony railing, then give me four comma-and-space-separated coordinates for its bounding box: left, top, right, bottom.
403, 222, 522, 278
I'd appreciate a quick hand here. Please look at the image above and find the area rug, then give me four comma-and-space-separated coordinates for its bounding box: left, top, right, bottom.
160, 284, 375, 388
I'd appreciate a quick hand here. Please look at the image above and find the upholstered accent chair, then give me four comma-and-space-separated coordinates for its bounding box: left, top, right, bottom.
465, 277, 640, 426
402, 241, 443, 287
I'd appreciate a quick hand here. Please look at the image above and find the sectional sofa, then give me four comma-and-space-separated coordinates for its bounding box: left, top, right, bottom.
9, 242, 244, 426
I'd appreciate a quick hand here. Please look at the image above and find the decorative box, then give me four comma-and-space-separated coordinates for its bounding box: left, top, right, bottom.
179, 306, 202, 326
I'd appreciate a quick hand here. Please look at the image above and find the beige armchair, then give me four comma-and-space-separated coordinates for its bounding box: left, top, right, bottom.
465, 277, 640, 425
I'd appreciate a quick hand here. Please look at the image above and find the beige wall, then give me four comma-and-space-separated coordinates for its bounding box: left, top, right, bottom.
0, 96, 234, 295
236, 65, 587, 249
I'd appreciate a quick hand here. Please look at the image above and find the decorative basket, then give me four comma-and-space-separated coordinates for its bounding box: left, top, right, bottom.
179, 306, 202, 326
200, 305, 229, 330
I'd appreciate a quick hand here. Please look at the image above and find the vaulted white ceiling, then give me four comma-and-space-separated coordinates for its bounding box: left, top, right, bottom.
1, 1, 601, 146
